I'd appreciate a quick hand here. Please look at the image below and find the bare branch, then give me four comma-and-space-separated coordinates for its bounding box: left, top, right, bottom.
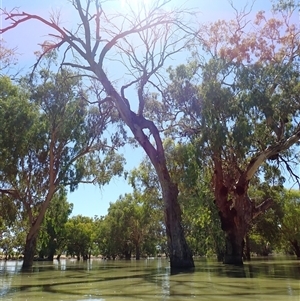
245, 126, 300, 181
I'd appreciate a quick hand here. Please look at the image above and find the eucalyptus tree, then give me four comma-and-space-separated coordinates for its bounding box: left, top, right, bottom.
0, 66, 124, 268
163, 3, 300, 264
98, 192, 162, 260
65, 215, 94, 260
163, 140, 225, 258
130, 141, 225, 258
279, 189, 300, 258
37, 190, 73, 260
1, 0, 196, 269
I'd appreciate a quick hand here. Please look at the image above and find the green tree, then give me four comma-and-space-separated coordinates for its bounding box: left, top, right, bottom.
0, 68, 123, 269
65, 215, 94, 260
164, 4, 300, 264
37, 190, 73, 260
279, 189, 300, 258
247, 184, 284, 257
130, 141, 225, 259
1, 0, 195, 269
98, 192, 162, 260
165, 141, 225, 259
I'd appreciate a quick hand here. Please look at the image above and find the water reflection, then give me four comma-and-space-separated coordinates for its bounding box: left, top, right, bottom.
0, 257, 299, 300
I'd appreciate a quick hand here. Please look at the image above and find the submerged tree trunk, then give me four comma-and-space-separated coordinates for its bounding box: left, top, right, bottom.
95, 78, 194, 269
213, 154, 273, 265
135, 244, 141, 260
124, 250, 131, 260
217, 192, 272, 265
47, 253, 54, 261
22, 234, 38, 269
162, 181, 194, 269
223, 227, 244, 265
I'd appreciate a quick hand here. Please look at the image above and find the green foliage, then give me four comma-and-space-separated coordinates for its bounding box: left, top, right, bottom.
94, 192, 164, 259
65, 215, 94, 259
279, 189, 300, 255
164, 141, 225, 257
0, 59, 124, 267
37, 190, 73, 259
128, 141, 225, 258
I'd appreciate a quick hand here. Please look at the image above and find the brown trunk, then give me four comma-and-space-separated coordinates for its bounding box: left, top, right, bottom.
124, 250, 131, 260
93, 68, 194, 270
223, 229, 244, 265
216, 189, 251, 265
22, 187, 56, 269
22, 234, 38, 269
136, 244, 141, 260
163, 182, 194, 269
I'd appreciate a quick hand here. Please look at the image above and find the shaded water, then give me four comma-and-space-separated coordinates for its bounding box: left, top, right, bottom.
0, 257, 299, 300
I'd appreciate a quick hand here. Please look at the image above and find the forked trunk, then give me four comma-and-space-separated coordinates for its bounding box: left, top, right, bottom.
22, 234, 38, 269
215, 178, 272, 265
216, 190, 252, 265
96, 71, 194, 270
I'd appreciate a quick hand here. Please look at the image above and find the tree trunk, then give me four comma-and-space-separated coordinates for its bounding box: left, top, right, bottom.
47, 253, 54, 261
223, 227, 244, 265
163, 182, 194, 269
95, 70, 194, 270
124, 250, 131, 260
22, 234, 38, 269
216, 191, 250, 265
135, 244, 141, 260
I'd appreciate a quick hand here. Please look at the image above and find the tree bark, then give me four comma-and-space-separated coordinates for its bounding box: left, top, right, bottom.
223, 228, 244, 265
124, 250, 131, 260
22, 234, 38, 269
135, 244, 141, 260
94, 71, 194, 270
213, 152, 273, 265
163, 181, 194, 269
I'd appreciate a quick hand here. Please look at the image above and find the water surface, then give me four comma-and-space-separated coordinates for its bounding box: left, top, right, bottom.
0, 257, 299, 300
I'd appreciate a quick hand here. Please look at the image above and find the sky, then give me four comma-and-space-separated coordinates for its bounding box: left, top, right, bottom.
0, 0, 290, 217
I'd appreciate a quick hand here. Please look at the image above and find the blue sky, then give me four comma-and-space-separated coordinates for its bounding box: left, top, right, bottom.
1, 0, 288, 217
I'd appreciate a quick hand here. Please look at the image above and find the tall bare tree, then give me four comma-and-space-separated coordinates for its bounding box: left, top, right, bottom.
1, 0, 195, 269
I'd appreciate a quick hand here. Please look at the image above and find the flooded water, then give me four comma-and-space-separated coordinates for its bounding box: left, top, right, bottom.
0, 257, 299, 301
